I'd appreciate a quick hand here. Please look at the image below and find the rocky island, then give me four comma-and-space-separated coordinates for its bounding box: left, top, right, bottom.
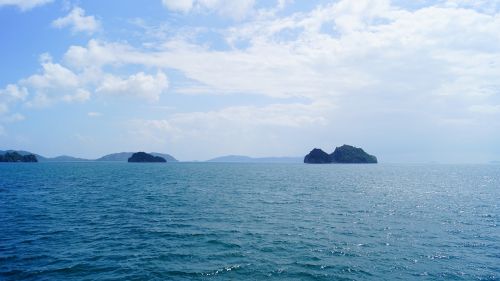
303, 148, 332, 164
0, 151, 38, 162
128, 152, 167, 163
304, 145, 377, 164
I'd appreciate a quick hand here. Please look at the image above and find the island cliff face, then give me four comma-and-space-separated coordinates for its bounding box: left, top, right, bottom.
304, 145, 377, 164
128, 152, 166, 163
0, 152, 38, 162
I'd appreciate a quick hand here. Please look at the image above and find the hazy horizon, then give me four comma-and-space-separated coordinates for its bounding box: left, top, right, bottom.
1, 0, 499, 163
2, 148, 499, 164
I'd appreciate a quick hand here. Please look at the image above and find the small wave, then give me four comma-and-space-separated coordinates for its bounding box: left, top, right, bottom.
206, 239, 241, 249
202, 264, 242, 276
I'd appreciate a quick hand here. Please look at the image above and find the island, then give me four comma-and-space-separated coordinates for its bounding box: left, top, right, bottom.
0, 151, 38, 162
128, 152, 167, 163
304, 145, 377, 164
97, 152, 177, 162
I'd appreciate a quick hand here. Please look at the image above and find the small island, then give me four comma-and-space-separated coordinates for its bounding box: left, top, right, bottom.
304, 144, 377, 164
128, 152, 167, 163
0, 152, 38, 162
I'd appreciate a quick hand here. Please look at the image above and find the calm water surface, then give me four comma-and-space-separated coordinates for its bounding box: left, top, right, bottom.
0, 163, 499, 280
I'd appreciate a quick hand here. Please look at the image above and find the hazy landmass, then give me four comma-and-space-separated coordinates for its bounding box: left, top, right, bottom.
207, 155, 302, 163
0, 150, 178, 162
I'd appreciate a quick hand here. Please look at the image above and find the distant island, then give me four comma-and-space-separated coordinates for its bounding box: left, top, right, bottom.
0, 151, 37, 162
0, 150, 178, 162
1, 147, 378, 164
97, 152, 177, 162
304, 144, 377, 164
128, 152, 166, 163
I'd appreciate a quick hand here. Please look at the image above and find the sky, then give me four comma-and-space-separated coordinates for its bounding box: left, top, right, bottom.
0, 0, 499, 162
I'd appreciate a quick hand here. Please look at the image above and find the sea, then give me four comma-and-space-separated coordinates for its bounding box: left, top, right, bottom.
0, 162, 498, 280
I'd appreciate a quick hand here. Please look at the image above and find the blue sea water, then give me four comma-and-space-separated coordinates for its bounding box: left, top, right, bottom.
0, 162, 498, 280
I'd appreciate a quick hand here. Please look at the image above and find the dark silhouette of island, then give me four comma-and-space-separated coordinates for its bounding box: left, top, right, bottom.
128, 152, 166, 163
0, 151, 37, 162
97, 152, 178, 162
304, 145, 377, 164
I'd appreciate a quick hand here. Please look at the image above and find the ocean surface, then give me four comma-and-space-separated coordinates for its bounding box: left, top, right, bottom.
0, 162, 498, 280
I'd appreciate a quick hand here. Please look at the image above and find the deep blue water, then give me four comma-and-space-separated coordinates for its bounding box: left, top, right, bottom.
0, 162, 499, 280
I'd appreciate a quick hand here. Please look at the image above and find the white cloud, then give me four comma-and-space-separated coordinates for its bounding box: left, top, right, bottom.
2, 48, 171, 109
52, 6, 100, 34
63, 39, 136, 69
62, 39, 361, 99
201, 0, 255, 19
0, 0, 52, 10
18, 57, 83, 106
25, 93, 51, 107
0, 84, 28, 101
62, 88, 90, 103
96, 71, 168, 102
0, 84, 28, 122
331, 0, 393, 33
22, 60, 79, 90
161, 0, 193, 13
162, 0, 255, 19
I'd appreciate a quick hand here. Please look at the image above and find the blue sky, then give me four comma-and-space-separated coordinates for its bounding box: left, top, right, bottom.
1, 0, 500, 162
